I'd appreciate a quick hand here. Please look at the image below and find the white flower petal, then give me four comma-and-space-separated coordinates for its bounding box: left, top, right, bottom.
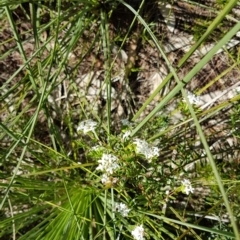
122, 130, 132, 141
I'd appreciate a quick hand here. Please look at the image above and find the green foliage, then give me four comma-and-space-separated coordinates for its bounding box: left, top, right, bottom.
216, 0, 231, 8
192, 20, 213, 41
231, 100, 240, 138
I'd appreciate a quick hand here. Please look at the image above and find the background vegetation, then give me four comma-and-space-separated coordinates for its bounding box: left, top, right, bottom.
0, 0, 240, 239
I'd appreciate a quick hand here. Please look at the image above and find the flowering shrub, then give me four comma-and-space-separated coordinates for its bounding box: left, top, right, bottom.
74, 119, 196, 239
1, 1, 238, 239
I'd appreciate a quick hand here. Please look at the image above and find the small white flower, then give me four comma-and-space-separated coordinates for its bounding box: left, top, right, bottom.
131, 225, 145, 240
96, 153, 120, 175
101, 174, 111, 184
181, 179, 194, 195
77, 120, 97, 134
121, 119, 131, 126
122, 130, 132, 141
183, 92, 200, 105
133, 139, 159, 161
115, 202, 131, 217
100, 174, 118, 186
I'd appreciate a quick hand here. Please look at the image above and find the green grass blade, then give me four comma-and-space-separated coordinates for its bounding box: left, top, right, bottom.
141, 211, 235, 239
131, 21, 240, 136
126, 0, 239, 121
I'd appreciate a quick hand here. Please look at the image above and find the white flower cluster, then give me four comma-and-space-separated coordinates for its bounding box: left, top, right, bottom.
115, 202, 131, 217
181, 179, 194, 195
133, 139, 159, 161
96, 154, 120, 184
131, 225, 145, 240
183, 92, 201, 105
96, 154, 120, 174
77, 120, 97, 134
